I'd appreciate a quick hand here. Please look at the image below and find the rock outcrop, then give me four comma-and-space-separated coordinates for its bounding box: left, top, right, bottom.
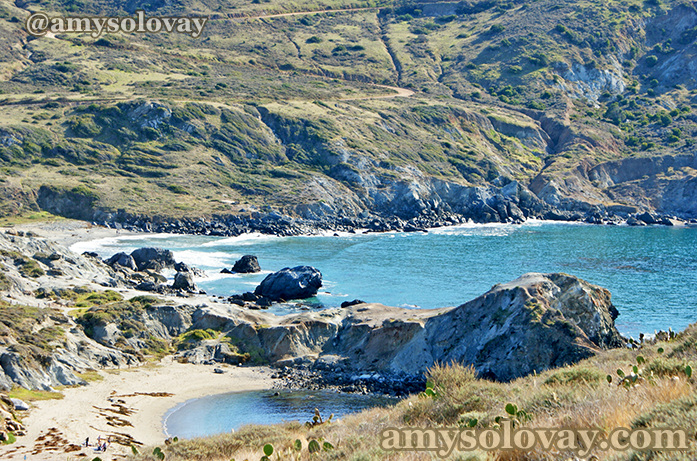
96, 272, 623, 384
231, 255, 261, 273
254, 266, 323, 301
130, 247, 176, 272
106, 252, 138, 271
172, 271, 196, 292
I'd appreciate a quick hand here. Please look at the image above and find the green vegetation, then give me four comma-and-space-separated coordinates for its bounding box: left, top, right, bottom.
135, 325, 697, 460
0, 250, 45, 278
75, 370, 104, 383
174, 329, 218, 350
0, 302, 67, 357
0, 0, 691, 219
8, 387, 64, 402
77, 297, 173, 359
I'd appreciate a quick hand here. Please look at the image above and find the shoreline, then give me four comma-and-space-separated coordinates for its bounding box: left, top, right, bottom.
2, 215, 693, 254
0, 217, 694, 460
11, 361, 274, 460
0, 219, 145, 248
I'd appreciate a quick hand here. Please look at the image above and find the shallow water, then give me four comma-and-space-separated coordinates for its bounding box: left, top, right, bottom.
162, 389, 397, 439
74, 221, 697, 339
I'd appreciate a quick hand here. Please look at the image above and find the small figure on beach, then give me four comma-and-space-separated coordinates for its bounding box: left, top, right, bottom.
84, 436, 89, 447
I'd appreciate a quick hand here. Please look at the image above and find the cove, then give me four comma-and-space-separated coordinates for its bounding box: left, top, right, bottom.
75, 221, 697, 339
162, 389, 398, 439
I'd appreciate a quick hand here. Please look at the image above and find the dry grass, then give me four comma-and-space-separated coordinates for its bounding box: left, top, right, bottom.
133, 329, 697, 461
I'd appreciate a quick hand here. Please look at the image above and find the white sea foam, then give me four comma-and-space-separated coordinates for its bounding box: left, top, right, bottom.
201, 233, 279, 247
70, 233, 186, 255
172, 250, 234, 269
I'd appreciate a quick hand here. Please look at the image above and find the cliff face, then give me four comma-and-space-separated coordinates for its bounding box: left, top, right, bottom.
319, 273, 622, 382
86, 273, 623, 383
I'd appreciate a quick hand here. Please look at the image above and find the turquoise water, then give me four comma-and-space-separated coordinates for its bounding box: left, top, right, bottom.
74, 221, 697, 339
163, 390, 397, 439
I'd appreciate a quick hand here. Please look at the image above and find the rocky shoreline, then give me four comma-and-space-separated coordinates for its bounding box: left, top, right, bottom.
0, 222, 629, 392
92, 207, 696, 238
36, 180, 697, 238
272, 365, 426, 397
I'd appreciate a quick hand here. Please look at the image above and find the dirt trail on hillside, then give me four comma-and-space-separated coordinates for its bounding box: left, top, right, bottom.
231, 7, 378, 20
339, 84, 414, 100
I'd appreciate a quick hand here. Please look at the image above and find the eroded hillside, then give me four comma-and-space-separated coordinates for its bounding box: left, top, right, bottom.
0, 0, 695, 223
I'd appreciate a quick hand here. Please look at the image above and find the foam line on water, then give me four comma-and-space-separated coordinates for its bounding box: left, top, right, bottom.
172, 250, 235, 269
201, 233, 280, 247
70, 233, 184, 255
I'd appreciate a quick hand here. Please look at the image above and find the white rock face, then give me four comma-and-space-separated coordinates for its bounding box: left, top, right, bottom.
554, 60, 626, 102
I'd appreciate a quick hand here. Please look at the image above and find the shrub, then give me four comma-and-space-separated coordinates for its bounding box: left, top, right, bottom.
488, 24, 505, 34
544, 367, 604, 387
645, 357, 689, 378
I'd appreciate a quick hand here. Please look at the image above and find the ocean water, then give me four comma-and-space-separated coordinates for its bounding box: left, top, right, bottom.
163, 389, 397, 439
73, 221, 697, 340
72, 221, 697, 437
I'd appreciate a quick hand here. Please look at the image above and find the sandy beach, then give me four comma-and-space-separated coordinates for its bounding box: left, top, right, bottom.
0, 219, 275, 460
4, 361, 274, 460
0, 218, 144, 248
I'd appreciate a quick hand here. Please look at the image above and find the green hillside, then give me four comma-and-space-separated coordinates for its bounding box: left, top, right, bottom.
0, 0, 696, 221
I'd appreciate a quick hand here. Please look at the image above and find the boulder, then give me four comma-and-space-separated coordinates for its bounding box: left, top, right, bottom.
130, 247, 176, 272
341, 299, 366, 308
106, 252, 138, 271
636, 212, 658, 225
174, 262, 191, 272
254, 266, 322, 301
172, 272, 196, 291
626, 216, 645, 226
231, 255, 261, 273
9, 398, 28, 411
174, 262, 205, 277
135, 281, 160, 292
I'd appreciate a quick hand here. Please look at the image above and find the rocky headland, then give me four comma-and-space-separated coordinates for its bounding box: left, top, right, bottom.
0, 226, 627, 396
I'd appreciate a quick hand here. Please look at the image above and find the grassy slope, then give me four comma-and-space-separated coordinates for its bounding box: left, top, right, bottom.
0, 0, 695, 218
138, 329, 697, 461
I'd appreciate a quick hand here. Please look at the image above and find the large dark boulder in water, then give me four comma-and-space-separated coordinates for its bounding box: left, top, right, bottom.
130, 247, 176, 272
254, 266, 322, 301
231, 255, 261, 273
